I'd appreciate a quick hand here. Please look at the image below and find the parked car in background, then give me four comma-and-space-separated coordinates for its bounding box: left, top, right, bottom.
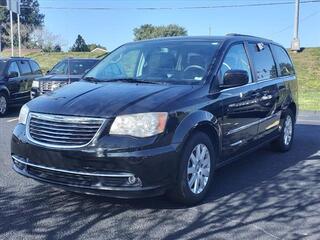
12, 35, 298, 204
0, 57, 42, 116
31, 58, 99, 98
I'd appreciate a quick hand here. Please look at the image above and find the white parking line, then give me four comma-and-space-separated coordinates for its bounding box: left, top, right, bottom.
298, 119, 320, 123
7, 118, 19, 123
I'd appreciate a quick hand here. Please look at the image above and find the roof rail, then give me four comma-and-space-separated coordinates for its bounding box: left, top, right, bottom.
226, 33, 272, 41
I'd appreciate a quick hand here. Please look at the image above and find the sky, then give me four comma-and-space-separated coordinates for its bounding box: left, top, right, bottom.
39, 0, 320, 51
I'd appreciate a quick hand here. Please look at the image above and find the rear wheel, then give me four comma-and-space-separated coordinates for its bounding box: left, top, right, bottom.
168, 132, 216, 205
272, 109, 295, 152
0, 92, 8, 117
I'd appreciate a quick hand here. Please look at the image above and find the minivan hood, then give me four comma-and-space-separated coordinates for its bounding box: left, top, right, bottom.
27, 81, 197, 117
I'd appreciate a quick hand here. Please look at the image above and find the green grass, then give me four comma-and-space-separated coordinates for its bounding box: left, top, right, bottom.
289, 48, 320, 111
1, 48, 320, 111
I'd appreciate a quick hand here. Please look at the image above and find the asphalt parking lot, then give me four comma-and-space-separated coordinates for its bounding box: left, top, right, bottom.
1, 109, 320, 240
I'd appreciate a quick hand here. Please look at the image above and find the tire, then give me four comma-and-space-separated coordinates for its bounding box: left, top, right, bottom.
0, 92, 8, 117
168, 132, 216, 205
272, 109, 295, 152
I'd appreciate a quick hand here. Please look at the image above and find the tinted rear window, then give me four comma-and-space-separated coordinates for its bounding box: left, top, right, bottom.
248, 43, 277, 81
70, 60, 98, 75
271, 45, 295, 77
18, 60, 32, 75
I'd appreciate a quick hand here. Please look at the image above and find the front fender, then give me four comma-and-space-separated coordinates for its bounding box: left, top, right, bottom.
0, 84, 10, 96
172, 110, 221, 151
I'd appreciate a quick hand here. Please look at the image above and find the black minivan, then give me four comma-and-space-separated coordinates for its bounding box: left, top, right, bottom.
11, 35, 298, 204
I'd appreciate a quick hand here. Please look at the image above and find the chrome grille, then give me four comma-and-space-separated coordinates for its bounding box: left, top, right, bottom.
39, 81, 68, 93
27, 113, 105, 148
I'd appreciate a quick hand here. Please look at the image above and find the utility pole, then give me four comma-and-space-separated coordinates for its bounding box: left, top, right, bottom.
6, 0, 21, 57
17, 0, 21, 56
10, 9, 14, 56
0, 25, 2, 55
291, 0, 301, 51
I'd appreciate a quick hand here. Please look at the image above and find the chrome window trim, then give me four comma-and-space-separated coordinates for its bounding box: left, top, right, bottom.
12, 155, 134, 178
26, 112, 106, 149
220, 77, 284, 93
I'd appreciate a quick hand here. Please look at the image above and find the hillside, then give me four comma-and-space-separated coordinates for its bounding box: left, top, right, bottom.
1, 48, 319, 111
289, 48, 320, 111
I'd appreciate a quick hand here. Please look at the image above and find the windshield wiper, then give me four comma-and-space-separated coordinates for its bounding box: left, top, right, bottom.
105, 78, 160, 84
83, 76, 99, 83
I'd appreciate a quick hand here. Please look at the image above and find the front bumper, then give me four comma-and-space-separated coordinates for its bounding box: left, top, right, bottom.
11, 124, 180, 198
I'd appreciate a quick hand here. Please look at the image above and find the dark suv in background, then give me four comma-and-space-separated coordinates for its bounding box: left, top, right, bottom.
12, 35, 298, 204
31, 58, 99, 97
0, 57, 42, 116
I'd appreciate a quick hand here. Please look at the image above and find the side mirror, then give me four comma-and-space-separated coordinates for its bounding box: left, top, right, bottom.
8, 71, 19, 78
220, 70, 249, 88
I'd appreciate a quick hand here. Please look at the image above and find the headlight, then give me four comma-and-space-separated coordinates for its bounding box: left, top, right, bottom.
32, 80, 39, 88
110, 112, 168, 138
18, 104, 29, 125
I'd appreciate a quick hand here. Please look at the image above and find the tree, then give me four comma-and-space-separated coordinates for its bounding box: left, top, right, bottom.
29, 28, 64, 52
0, 0, 44, 48
53, 44, 62, 52
2, 23, 32, 48
70, 35, 89, 52
133, 24, 187, 41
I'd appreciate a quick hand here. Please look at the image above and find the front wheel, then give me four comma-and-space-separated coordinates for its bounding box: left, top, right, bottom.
272, 109, 295, 152
0, 92, 8, 117
168, 132, 216, 205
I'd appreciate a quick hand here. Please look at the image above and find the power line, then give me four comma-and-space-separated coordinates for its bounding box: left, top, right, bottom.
270, 9, 320, 36
9, 0, 320, 10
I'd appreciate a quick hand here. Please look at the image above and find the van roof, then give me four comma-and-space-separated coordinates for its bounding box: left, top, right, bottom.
127, 34, 275, 45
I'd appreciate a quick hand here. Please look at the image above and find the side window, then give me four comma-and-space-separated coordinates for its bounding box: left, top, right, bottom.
7, 62, 20, 76
18, 60, 32, 76
29, 61, 42, 74
69, 61, 97, 75
271, 45, 295, 77
248, 43, 277, 81
50, 62, 67, 75
219, 43, 252, 84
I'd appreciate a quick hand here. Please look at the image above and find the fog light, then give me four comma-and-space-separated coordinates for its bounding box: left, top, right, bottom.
128, 176, 142, 186
128, 176, 137, 184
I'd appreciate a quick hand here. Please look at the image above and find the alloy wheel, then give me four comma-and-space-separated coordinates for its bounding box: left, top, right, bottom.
283, 115, 293, 145
0, 96, 7, 115
187, 143, 211, 194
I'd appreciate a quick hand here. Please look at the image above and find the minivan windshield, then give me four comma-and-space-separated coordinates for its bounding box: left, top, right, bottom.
85, 41, 221, 84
